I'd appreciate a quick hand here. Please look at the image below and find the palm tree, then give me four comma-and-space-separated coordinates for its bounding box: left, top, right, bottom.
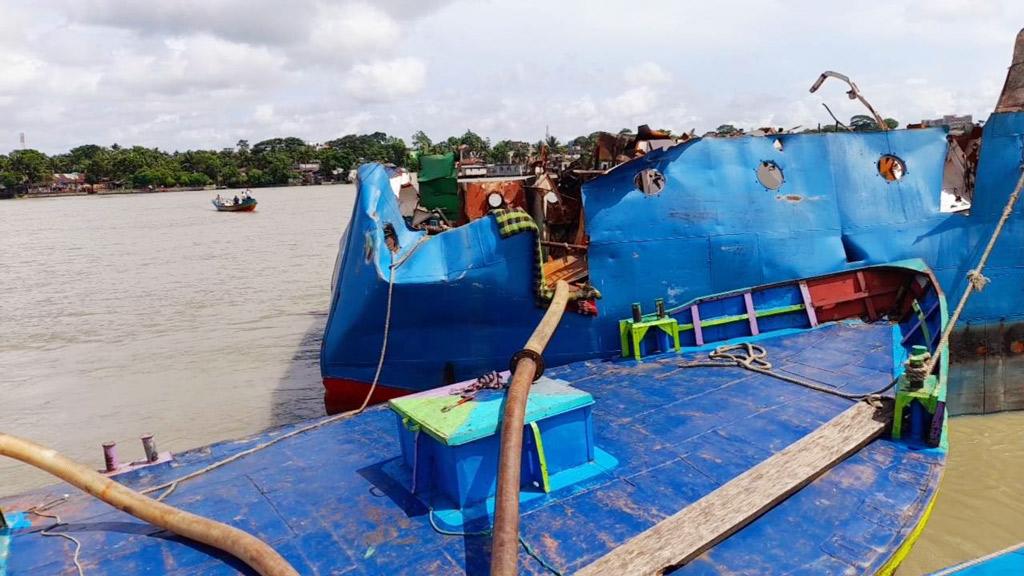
544, 135, 563, 153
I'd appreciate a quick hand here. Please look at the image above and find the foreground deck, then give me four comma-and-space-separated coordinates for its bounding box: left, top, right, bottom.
1, 321, 944, 575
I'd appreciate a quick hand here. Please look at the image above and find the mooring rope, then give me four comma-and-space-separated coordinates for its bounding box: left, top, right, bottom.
669, 342, 899, 401
924, 164, 1024, 377
668, 163, 1024, 404
26, 496, 84, 576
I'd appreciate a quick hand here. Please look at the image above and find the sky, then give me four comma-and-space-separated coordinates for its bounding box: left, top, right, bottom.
2, 0, 1023, 154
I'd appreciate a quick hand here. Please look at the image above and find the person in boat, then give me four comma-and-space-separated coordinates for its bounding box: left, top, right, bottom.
215, 194, 223, 205
233, 195, 240, 205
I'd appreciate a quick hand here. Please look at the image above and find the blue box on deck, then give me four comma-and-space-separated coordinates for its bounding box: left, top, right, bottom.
388, 376, 597, 509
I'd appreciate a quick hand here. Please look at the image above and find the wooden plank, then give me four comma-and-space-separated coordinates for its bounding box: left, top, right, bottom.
743, 292, 759, 336
690, 305, 704, 346
857, 271, 878, 321
799, 281, 818, 327
577, 399, 893, 576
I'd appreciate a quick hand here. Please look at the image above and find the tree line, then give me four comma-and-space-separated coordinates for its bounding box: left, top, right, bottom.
0, 117, 900, 191
0, 132, 410, 190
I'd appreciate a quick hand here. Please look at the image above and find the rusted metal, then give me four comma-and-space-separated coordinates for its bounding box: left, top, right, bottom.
141, 434, 159, 463
539, 240, 588, 250
102, 441, 119, 473
490, 281, 571, 576
1, 432, 301, 576
996, 28, 1024, 113
810, 70, 889, 131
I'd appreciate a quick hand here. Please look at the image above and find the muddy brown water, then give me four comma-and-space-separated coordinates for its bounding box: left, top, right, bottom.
1, 185, 1021, 572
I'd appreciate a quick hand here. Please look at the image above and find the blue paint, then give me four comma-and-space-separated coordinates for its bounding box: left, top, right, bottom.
0, 512, 30, 576
0, 283, 947, 574
393, 403, 600, 510
322, 111, 1024, 403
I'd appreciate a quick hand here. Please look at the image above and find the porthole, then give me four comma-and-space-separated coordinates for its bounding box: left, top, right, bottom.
878, 154, 906, 182
635, 168, 665, 196
756, 161, 784, 190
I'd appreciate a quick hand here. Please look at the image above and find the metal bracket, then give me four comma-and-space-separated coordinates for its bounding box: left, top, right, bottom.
810, 70, 889, 131
510, 348, 544, 380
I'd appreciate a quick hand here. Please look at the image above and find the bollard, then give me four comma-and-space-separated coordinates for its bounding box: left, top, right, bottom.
655, 298, 666, 318
102, 441, 120, 472
631, 303, 642, 323
141, 434, 159, 463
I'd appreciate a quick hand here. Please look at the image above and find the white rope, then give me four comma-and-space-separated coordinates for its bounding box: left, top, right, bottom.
144, 233, 431, 500
27, 496, 84, 576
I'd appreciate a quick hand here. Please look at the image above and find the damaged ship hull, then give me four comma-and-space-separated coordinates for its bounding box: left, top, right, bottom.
321, 31, 1024, 415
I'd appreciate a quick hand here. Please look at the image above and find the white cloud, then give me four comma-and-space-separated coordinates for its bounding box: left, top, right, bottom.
605, 86, 660, 118
623, 62, 671, 86
68, 0, 314, 45
2, 0, 1024, 153
0, 52, 43, 93
253, 104, 276, 124
103, 35, 288, 95
306, 3, 402, 63
344, 58, 426, 101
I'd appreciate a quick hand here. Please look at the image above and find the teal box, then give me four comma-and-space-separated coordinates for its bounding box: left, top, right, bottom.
389, 376, 602, 510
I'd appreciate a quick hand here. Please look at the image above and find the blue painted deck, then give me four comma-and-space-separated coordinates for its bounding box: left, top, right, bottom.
1, 321, 944, 575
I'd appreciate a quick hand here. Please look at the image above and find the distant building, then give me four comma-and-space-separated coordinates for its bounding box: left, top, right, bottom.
51, 172, 87, 193
486, 164, 530, 178
919, 114, 975, 133
295, 163, 322, 185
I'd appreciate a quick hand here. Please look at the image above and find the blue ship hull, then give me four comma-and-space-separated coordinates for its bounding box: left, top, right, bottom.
322, 105, 1024, 414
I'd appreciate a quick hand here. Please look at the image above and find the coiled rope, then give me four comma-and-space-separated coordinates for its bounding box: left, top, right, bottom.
668, 342, 899, 401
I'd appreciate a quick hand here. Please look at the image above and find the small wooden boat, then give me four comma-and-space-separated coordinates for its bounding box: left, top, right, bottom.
211, 197, 256, 212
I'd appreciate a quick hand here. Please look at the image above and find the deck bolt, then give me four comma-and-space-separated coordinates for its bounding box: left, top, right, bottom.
141, 434, 158, 463
102, 442, 119, 472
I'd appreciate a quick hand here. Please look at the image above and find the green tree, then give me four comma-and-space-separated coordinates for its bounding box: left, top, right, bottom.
544, 135, 564, 153
458, 130, 489, 157
8, 149, 51, 185
411, 131, 433, 154
715, 124, 739, 136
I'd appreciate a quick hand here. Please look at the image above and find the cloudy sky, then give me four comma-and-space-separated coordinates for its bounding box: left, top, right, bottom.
2, 0, 1023, 154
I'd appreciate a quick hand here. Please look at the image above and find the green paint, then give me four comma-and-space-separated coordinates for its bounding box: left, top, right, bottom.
392, 395, 475, 445
529, 421, 551, 493
672, 304, 804, 333
757, 303, 806, 318
912, 300, 933, 346
390, 378, 593, 446
619, 316, 681, 360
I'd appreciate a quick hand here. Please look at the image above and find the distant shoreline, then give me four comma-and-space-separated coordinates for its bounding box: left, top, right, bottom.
2, 181, 349, 200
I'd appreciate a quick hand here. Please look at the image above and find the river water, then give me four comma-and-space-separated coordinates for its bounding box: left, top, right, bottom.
0, 185, 351, 496
0, 185, 1021, 572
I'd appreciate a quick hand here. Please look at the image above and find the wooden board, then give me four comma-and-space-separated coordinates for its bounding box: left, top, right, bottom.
577, 399, 893, 576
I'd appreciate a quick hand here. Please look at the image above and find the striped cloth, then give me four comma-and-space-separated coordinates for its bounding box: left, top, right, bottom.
492, 208, 538, 238
490, 207, 601, 303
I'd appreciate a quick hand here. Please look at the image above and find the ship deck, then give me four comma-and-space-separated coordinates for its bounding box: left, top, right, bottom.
0, 320, 945, 575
